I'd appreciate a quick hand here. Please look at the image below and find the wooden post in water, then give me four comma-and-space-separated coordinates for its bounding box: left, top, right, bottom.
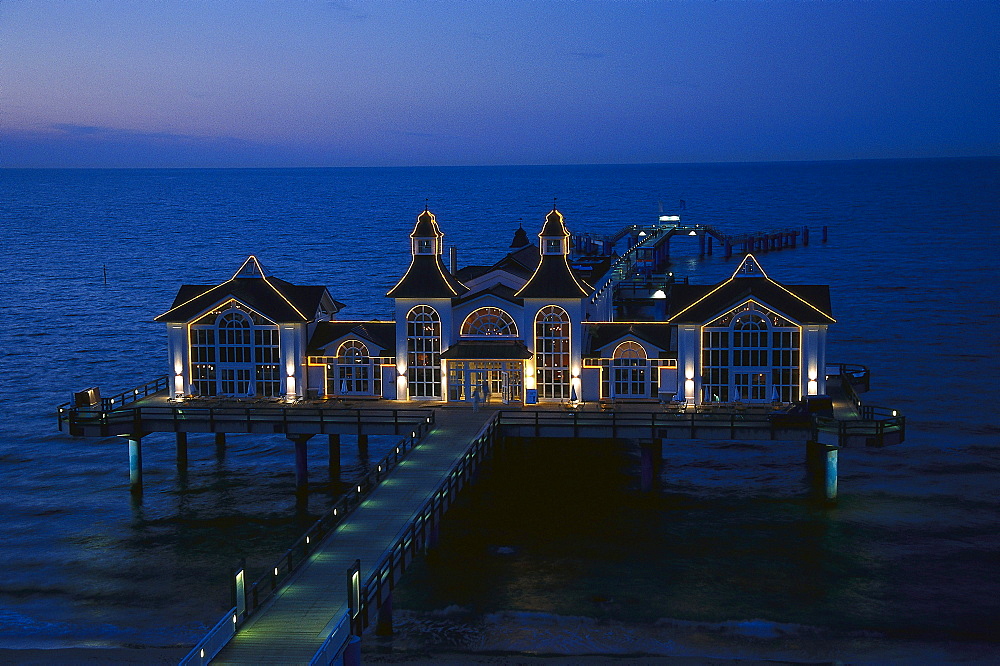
215, 432, 226, 461
805, 440, 838, 502
698, 233, 706, 256
375, 593, 393, 636
176, 432, 188, 471
639, 439, 662, 492
357, 434, 369, 460
706, 235, 713, 255
822, 225, 828, 242
328, 433, 341, 479
290, 434, 312, 490
802, 226, 810, 246
724, 239, 732, 258
127, 435, 143, 493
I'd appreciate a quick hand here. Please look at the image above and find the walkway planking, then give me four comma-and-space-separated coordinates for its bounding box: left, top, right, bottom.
211, 406, 497, 665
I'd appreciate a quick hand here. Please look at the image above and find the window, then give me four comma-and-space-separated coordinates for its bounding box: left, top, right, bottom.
329, 340, 378, 395
612, 341, 648, 397
187, 303, 282, 396
701, 304, 799, 403
461, 307, 518, 337
407, 305, 442, 398
535, 305, 570, 399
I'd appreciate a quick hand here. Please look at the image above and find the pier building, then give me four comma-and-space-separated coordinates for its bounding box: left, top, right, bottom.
155, 208, 834, 408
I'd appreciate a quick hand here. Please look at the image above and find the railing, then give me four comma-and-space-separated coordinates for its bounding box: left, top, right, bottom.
499, 408, 785, 439
310, 612, 351, 666
182, 417, 435, 665
60, 404, 433, 437
348, 414, 501, 638
57, 375, 170, 431
179, 605, 238, 666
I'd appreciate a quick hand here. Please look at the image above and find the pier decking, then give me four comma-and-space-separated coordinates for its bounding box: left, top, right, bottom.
208, 408, 498, 665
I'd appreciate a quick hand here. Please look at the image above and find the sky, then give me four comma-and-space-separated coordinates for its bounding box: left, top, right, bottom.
1, 0, 998, 168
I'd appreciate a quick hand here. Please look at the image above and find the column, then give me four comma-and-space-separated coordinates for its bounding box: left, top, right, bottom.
290, 434, 313, 490
127, 435, 143, 493
176, 432, 188, 472
215, 432, 226, 461
328, 434, 342, 479
639, 439, 662, 493
806, 440, 838, 502
375, 594, 393, 636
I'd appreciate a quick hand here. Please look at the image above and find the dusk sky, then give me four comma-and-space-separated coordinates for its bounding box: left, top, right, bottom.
2, 1, 997, 168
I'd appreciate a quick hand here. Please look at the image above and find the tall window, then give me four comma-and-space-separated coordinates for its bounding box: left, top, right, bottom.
612, 341, 647, 397
407, 305, 442, 398
189, 304, 281, 397
461, 307, 518, 337
701, 305, 799, 402
535, 305, 570, 399
330, 340, 379, 395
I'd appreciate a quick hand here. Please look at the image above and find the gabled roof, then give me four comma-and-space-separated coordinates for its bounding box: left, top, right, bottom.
155, 257, 335, 323
583, 322, 673, 357
386, 255, 469, 298
453, 283, 523, 307
668, 256, 834, 324
307, 321, 395, 356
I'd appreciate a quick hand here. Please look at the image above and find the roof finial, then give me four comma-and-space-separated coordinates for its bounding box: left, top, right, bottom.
552, 197, 558, 211
424, 198, 429, 212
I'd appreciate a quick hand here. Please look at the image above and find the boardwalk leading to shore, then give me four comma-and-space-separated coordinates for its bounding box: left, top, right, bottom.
212, 407, 497, 665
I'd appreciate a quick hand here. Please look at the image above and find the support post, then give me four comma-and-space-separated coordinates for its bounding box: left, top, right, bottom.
375, 593, 393, 636
706, 235, 713, 255
215, 432, 226, 461
290, 434, 312, 490
176, 432, 188, 471
328, 433, 341, 479
357, 434, 369, 460
127, 435, 143, 493
822, 225, 828, 242
639, 439, 662, 493
698, 233, 706, 256
806, 440, 838, 502
803, 226, 810, 245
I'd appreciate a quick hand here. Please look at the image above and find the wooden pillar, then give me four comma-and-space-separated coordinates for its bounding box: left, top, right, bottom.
215, 432, 226, 461
802, 226, 810, 245
706, 235, 713, 255
357, 434, 369, 459
127, 435, 143, 493
328, 434, 341, 479
176, 432, 188, 471
822, 225, 828, 242
290, 434, 312, 490
698, 233, 705, 256
375, 593, 393, 636
806, 440, 838, 502
724, 240, 732, 258
639, 439, 662, 493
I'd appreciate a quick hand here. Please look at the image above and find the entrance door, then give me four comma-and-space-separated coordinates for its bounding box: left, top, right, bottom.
447, 361, 523, 403
733, 372, 768, 402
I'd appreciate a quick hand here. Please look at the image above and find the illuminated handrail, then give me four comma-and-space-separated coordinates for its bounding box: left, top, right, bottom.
178, 605, 237, 666
187, 415, 435, 663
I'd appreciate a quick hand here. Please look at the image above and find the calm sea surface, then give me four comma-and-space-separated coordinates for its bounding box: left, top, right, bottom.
0, 159, 998, 661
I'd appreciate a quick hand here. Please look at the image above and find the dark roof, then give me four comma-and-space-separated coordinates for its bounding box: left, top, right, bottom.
583, 322, 673, 357
440, 340, 533, 360
515, 254, 591, 298
307, 321, 395, 356
453, 283, 523, 307
539, 208, 570, 237
155, 276, 332, 323
669, 277, 834, 324
411, 209, 443, 238
387, 255, 469, 298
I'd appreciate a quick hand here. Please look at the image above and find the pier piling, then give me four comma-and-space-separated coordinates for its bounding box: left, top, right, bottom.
806, 440, 838, 502
639, 439, 662, 492
328, 434, 341, 479
291, 435, 312, 490
175, 432, 188, 471
127, 435, 143, 493
215, 432, 226, 461
375, 594, 393, 636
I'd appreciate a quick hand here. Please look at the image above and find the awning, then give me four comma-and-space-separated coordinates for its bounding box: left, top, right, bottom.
440, 340, 533, 360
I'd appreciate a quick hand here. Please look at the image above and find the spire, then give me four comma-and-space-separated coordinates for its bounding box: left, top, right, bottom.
515, 208, 590, 299
388, 209, 468, 298
510, 222, 530, 249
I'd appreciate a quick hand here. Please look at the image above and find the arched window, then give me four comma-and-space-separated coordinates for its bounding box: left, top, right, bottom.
189, 304, 280, 397
407, 305, 442, 398
612, 341, 647, 397
702, 306, 799, 403
332, 340, 371, 395
461, 307, 518, 337
534, 305, 570, 399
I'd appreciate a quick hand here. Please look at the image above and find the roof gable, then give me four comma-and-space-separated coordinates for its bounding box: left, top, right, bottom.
307, 321, 396, 356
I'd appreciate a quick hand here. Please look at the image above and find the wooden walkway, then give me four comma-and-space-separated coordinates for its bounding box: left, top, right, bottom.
212, 407, 496, 665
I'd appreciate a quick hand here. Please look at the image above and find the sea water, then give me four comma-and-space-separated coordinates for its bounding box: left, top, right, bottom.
0, 159, 997, 661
